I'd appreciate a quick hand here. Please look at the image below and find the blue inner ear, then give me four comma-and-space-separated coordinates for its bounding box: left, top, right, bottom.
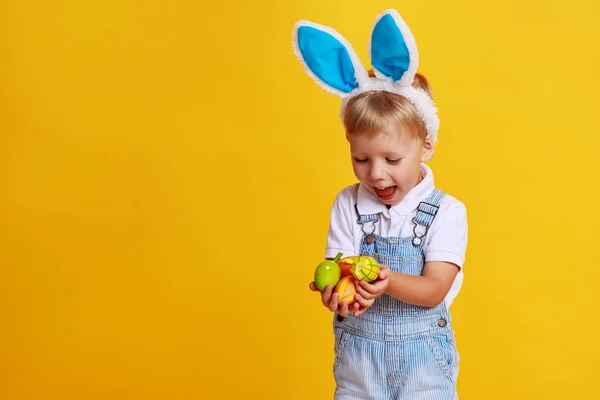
297, 26, 358, 93
371, 14, 410, 81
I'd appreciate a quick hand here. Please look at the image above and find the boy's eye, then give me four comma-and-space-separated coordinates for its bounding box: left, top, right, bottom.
353, 158, 368, 163
386, 158, 401, 165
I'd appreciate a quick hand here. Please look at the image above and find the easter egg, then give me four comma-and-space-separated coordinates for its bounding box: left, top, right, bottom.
350, 256, 380, 282
338, 259, 354, 276
314, 262, 340, 291
314, 252, 343, 291
334, 275, 357, 305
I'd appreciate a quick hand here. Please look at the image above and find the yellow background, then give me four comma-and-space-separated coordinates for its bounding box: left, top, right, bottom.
1, 0, 599, 399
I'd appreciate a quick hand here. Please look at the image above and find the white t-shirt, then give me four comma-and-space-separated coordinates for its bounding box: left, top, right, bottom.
325, 164, 468, 307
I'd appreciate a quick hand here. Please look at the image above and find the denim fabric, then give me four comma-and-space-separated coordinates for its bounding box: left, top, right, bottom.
333, 189, 459, 399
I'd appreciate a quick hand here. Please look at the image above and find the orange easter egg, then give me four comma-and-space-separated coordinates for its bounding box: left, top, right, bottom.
338, 255, 360, 276
338, 261, 353, 276
334, 275, 357, 305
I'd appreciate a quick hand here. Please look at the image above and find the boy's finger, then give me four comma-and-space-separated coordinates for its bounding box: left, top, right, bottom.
320, 285, 333, 306
358, 280, 380, 295
354, 283, 374, 299
355, 308, 369, 317
362, 276, 390, 294
327, 292, 340, 312
338, 301, 349, 316
371, 279, 387, 292
354, 294, 372, 308
378, 268, 391, 279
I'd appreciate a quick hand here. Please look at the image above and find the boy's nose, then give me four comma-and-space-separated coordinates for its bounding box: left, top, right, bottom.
369, 165, 385, 180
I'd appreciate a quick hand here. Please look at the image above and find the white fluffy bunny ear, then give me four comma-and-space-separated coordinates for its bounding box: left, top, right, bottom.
369, 9, 419, 86
293, 21, 369, 98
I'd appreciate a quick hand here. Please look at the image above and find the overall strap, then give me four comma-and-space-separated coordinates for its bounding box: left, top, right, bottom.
411, 188, 446, 246
353, 184, 380, 223
356, 211, 379, 224
353, 184, 379, 243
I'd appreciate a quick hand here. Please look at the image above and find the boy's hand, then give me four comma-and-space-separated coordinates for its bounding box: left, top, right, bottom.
351, 265, 391, 316
309, 281, 352, 317
309, 264, 391, 317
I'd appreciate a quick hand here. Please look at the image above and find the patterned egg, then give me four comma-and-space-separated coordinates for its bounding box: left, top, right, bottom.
334, 275, 357, 305
349, 256, 380, 282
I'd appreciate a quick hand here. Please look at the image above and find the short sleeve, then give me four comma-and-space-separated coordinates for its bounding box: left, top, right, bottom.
325, 188, 356, 259
424, 201, 468, 268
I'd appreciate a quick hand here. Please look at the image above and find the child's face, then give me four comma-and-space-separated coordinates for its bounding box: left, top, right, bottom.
347, 126, 433, 206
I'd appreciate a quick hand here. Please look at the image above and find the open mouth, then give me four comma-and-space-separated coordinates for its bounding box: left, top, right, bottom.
374, 186, 397, 200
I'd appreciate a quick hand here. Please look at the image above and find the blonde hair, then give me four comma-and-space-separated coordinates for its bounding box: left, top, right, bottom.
343, 71, 433, 141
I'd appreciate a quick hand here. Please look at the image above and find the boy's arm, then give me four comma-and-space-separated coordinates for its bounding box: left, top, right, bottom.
381, 200, 467, 307
382, 261, 459, 307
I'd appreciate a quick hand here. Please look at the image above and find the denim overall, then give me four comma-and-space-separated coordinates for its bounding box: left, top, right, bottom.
333, 188, 459, 400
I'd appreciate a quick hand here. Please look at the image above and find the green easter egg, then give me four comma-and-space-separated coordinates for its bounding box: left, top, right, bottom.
314, 252, 343, 291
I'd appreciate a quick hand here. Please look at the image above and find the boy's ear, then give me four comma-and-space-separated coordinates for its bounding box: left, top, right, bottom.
345, 132, 350, 141
421, 134, 434, 162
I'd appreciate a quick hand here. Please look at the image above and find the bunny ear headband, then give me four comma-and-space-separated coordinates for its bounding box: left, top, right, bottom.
292, 9, 440, 143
